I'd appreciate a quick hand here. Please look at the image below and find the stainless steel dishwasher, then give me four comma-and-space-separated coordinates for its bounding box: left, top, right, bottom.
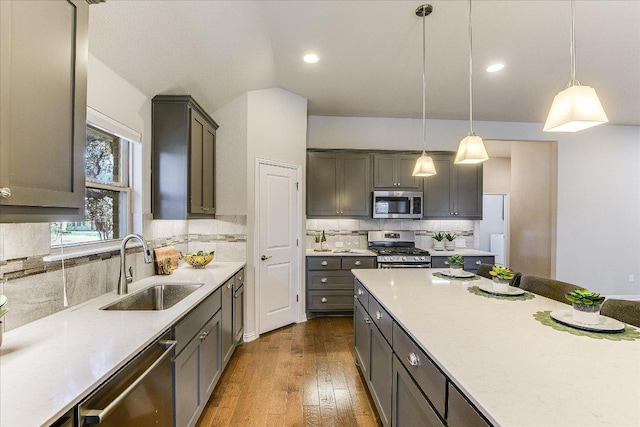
78, 332, 176, 426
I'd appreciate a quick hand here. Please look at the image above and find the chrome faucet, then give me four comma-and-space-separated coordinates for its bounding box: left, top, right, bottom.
118, 234, 153, 295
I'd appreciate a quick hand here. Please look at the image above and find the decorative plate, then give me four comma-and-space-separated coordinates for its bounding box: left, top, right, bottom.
440, 270, 475, 278
477, 283, 525, 296
550, 310, 625, 333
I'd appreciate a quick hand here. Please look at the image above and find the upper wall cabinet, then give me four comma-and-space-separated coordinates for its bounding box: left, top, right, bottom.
0, 0, 88, 222
423, 153, 483, 219
152, 95, 218, 219
307, 151, 371, 218
373, 153, 422, 190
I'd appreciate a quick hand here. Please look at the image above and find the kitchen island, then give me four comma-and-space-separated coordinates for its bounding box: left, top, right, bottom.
353, 268, 640, 427
0, 261, 245, 427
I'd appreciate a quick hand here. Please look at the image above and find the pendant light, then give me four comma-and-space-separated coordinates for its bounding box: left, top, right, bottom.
454, 0, 489, 165
543, 0, 608, 132
412, 4, 437, 177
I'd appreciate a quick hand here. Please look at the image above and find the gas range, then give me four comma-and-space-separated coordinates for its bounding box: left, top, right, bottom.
368, 231, 431, 268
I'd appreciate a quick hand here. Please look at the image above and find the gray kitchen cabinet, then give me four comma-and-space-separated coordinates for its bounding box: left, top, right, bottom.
0, 0, 88, 222
423, 153, 483, 219
447, 383, 491, 427
221, 277, 235, 368
306, 256, 376, 315
173, 288, 222, 427
373, 153, 422, 190
233, 269, 245, 344
307, 151, 371, 218
392, 355, 445, 427
354, 298, 371, 379
431, 255, 495, 273
152, 95, 218, 219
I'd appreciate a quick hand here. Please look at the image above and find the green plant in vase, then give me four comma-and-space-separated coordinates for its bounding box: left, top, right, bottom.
444, 232, 456, 250
446, 254, 464, 267
566, 288, 606, 325
432, 232, 445, 251
489, 265, 514, 291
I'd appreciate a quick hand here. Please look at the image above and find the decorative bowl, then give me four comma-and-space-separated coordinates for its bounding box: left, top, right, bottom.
184, 251, 215, 268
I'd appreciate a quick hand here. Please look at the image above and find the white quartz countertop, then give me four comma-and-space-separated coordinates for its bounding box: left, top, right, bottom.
0, 261, 245, 427
306, 249, 376, 257
352, 269, 640, 427
428, 248, 497, 256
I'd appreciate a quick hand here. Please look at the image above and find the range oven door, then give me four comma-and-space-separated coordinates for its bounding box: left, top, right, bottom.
373, 191, 423, 219
378, 263, 431, 269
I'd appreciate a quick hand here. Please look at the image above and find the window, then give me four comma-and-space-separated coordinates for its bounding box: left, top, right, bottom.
51, 120, 133, 247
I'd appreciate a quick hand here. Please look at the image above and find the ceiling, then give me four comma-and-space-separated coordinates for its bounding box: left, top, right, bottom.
89, 0, 640, 126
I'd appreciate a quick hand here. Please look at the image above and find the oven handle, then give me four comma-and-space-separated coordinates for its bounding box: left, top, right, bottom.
378, 263, 431, 269
81, 339, 177, 424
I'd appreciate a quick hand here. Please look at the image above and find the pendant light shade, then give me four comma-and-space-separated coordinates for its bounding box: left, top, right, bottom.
543, 84, 608, 132
454, 0, 488, 165
412, 4, 437, 178
544, 0, 608, 132
413, 152, 437, 176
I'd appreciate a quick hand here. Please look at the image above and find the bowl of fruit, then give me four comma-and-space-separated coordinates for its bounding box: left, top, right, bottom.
184, 251, 215, 268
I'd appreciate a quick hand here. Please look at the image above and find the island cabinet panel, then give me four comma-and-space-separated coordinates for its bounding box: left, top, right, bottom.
392, 355, 445, 427
354, 298, 371, 379
447, 383, 491, 427
0, 0, 88, 222
423, 153, 483, 219
221, 277, 235, 368
369, 322, 393, 427
307, 151, 371, 218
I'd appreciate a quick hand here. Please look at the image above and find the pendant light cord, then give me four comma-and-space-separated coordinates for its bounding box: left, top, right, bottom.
468, 0, 474, 135
421, 7, 427, 154
569, 0, 578, 86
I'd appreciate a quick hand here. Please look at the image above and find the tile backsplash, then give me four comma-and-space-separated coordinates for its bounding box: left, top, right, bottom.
306, 218, 477, 250
0, 215, 247, 331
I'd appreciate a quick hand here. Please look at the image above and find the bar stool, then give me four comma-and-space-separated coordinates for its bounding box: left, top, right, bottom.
601, 299, 640, 327
519, 275, 580, 304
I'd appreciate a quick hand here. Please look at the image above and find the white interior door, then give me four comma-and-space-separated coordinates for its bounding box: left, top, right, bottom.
258, 161, 299, 334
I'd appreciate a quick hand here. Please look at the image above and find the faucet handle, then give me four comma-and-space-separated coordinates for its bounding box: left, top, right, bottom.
126, 266, 134, 284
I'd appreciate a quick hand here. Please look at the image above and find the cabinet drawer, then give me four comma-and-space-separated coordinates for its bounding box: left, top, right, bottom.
392, 323, 447, 418
343, 257, 376, 270
369, 297, 392, 344
173, 288, 221, 354
430, 257, 448, 269
308, 290, 354, 311
354, 280, 370, 312
447, 383, 491, 427
308, 271, 354, 289
464, 256, 495, 273
234, 268, 245, 286
307, 257, 341, 270
392, 356, 445, 427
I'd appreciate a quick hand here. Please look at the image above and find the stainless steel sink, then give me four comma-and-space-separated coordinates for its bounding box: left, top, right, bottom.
102, 283, 204, 311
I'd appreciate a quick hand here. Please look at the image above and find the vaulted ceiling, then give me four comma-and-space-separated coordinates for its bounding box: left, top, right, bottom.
89, 0, 640, 126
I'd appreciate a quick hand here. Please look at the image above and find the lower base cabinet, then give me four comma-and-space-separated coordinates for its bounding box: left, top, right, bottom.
447, 383, 491, 427
392, 355, 444, 427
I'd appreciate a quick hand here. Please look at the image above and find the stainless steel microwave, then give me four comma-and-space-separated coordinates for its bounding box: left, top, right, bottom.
373, 191, 423, 219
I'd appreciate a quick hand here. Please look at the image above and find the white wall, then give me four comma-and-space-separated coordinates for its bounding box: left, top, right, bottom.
483, 158, 511, 194
308, 115, 640, 296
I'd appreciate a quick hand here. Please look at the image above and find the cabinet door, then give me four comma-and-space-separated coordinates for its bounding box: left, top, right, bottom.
453, 163, 483, 219
190, 109, 206, 215
173, 336, 202, 427
397, 154, 422, 189
369, 323, 392, 427
392, 355, 444, 427
424, 155, 453, 218
202, 124, 216, 215
354, 299, 371, 379
233, 285, 244, 344
340, 152, 371, 217
307, 152, 340, 217
221, 278, 235, 368
200, 311, 222, 402
447, 383, 491, 427
0, 0, 87, 222
373, 154, 396, 188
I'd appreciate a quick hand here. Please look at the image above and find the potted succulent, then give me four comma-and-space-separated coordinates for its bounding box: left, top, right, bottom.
565, 289, 605, 325
489, 265, 514, 292
432, 232, 445, 251
444, 232, 456, 250
446, 254, 465, 276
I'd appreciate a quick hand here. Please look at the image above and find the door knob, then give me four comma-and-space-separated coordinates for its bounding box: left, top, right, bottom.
261, 255, 272, 261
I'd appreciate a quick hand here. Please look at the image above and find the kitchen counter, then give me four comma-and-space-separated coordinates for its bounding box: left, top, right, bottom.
352, 268, 640, 427
428, 248, 497, 256
0, 261, 245, 427
306, 248, 376, 256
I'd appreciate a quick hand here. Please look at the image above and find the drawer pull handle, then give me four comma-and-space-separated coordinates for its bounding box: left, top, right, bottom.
476, 260, 481, 265
321, 278, 328, 283
321, 297, 328, 303
407, 352, 421, 366
321, 261, 328, 266
200, 332, 209, 341
357, 288, 364, 296
354, 261, 361, 266
238, 275, 243, 282
375, 311, 383, 320
0, 188, 11, 198
364, 318, 371, 324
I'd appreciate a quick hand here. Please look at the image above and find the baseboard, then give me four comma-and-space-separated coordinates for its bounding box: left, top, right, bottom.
298, 314, 308, 323
243, 330, 258, 342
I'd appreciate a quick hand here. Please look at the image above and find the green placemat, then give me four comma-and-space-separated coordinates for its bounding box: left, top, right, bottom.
467, 285, 536, 301
433, 272, 480, 282
534, 311, 640, 341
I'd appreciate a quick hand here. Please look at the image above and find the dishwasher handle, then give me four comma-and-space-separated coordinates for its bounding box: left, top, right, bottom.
81, 339, 177, 425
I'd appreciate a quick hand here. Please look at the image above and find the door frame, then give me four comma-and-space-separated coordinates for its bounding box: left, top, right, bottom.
253, 157, 304, 338
479, 192, 511, 267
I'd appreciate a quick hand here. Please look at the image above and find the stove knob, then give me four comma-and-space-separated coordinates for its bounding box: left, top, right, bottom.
402, 256, 407, 261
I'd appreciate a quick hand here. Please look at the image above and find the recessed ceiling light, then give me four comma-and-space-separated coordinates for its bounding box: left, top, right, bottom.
486, 63, 505, 73
303, 53, 320, 64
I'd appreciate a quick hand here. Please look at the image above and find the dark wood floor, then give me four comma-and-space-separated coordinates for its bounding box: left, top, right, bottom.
197, 317, 381, 427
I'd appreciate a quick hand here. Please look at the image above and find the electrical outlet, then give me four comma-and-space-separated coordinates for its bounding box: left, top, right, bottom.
629, 274, 635, 283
